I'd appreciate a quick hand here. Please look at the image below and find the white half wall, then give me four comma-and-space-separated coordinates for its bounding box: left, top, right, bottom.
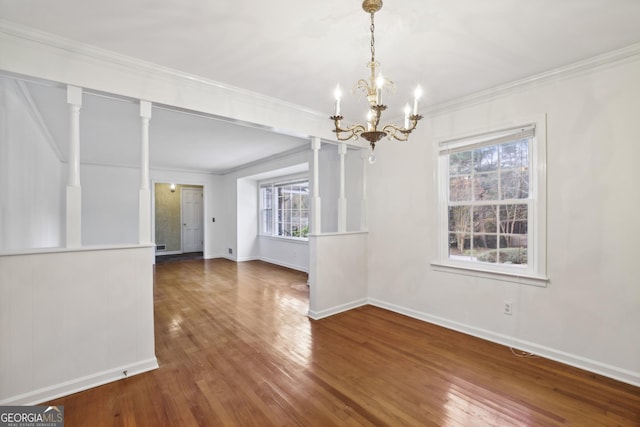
0, 245, 158, 405
308, 232, 368, 319
258, 236, 309, 272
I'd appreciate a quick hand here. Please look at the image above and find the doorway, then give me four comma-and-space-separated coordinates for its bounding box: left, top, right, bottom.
154, 183, 204, 256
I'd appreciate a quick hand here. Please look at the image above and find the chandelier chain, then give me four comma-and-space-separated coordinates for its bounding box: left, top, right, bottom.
370, 11, 375, 63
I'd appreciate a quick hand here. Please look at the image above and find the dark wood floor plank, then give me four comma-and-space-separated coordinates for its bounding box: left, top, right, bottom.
44, 259, 640, 426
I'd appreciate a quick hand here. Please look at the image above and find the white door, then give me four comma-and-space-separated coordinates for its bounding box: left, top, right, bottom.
181, 187, 204, 253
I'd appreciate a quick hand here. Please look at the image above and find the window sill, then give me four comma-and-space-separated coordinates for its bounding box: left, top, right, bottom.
259, 235, 309, 244
431, 262, 549, 287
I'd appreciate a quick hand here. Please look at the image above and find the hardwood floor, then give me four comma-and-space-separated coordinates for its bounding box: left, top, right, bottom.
46, 259, 640, 426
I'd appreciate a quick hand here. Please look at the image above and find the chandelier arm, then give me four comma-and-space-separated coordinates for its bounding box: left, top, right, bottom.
330, 116, 367, 141
381, 115, 424, 141
381, 124, 409, 141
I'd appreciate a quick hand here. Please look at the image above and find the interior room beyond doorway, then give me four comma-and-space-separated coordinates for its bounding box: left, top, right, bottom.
154, 182, 204, 258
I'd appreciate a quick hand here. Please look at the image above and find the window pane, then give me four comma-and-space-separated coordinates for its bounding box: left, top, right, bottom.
265, 179, 310, 239
449, 233, 472, 259
499, 204, 528, 236
500, 140, 528, 169
449, 206, 471, 233
292, 185, 301, 208
473, 205, 497, 233
450, 176, 472, 201
497, 246, 527, 265
449, 206, 471, 257
473, 146, 498, 172
262, 187, 272, 209
449, 151, 472, 175
262, 209, 272, 234
501, 169, 529, 199
476, 172, 498, 200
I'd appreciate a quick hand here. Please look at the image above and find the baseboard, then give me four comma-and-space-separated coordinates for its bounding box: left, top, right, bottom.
204, 252, 226, 260
236, 256, 257, 262
308, 298, 368, 320
0, 358, 159, 406
155, 250, 182, 256
368, 298, 640, 388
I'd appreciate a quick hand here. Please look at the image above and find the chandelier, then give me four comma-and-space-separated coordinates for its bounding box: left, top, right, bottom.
330, 0, 423, 163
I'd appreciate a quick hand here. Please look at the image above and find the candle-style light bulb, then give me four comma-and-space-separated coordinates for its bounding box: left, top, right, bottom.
413, 85, 423, 115
403, 103, 411, 129
375, 74, 384, 105
334, 85, 342, 116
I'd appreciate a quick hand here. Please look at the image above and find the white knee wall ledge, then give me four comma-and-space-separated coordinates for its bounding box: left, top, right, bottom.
0, 245, 158, 405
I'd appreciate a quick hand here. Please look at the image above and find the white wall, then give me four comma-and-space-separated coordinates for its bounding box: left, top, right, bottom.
0, 77, 63, 250
82, 164, 139, 245
317, 143, 365, 234
345, 148, 365, 232
318, 145, 339, 233
237, 177, 258, 261
367, 53, 640, 385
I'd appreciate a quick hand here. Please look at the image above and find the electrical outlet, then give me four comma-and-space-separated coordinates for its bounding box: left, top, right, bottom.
228, 248, 233, 254
504, 301, 513, 315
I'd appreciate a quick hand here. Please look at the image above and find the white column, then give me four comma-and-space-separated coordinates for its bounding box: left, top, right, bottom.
360, 148, 368, 231
311, 137, 322, 234
337, 142, 347, 233
66, 85, 82, 248
139, 101, 152, 244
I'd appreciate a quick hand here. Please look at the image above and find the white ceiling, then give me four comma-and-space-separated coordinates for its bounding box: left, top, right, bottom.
3, 0, 640, 172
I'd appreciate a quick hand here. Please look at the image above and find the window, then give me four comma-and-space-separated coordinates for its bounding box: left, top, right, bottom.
260, 179, 309, 239
435, 119, 547, 284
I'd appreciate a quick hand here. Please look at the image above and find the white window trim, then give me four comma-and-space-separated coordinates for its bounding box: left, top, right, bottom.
432, 114, 549, 286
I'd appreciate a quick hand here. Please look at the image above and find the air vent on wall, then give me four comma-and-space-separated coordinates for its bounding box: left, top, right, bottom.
156, 244, 167, 252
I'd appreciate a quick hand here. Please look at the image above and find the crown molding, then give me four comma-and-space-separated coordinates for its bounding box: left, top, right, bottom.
425, 42, 640, 116
0, 19, 326, 119
3, 19, 639, 138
